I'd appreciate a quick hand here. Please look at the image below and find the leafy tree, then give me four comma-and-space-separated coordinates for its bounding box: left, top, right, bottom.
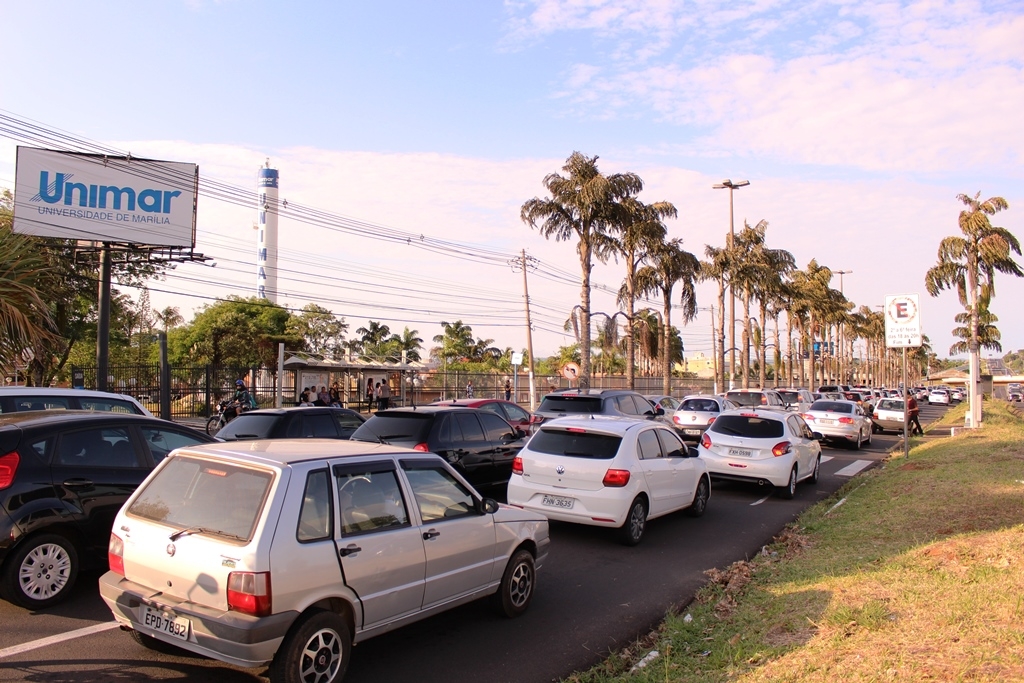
354, 321, 393, 361
179, 296, 294, 368
521, 152, 643, 390
288, 304, 348, 358
925, 192, 1021, 423
431, 320, 475, 366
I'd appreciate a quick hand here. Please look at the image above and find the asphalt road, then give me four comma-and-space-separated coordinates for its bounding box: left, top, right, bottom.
0, 405, 948, 683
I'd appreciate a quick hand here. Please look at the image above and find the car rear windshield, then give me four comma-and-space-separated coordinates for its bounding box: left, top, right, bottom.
810, 401, 853, 413
679, 398, 719, 412
216, 414, 279, 440
725, 392, 765, 407
776, 391, 802, 404
127, 456, 273, 542
527, 429, 622, 459
537, 396, 604, 414
710, 415, 784, 439
876, 399, 904, 411
350, 413, 433, 442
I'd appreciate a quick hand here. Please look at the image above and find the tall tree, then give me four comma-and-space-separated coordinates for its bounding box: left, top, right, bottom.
950, 308, 1001, 355
701, 245, 731, 390
613, 197, 673, 389
388, 327, 423, 363
925, 192, 1021, 425
636, 238, 700, 394
288, 304, 348, 358
521, 152, 643, 390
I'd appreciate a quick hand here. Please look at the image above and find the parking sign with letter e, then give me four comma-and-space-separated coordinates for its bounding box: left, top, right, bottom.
884, 294, 922, 348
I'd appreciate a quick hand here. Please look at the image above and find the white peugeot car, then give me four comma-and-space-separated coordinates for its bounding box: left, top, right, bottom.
507, 417, 711, 546
802, 399, 873, 449
697, 408, 822, 498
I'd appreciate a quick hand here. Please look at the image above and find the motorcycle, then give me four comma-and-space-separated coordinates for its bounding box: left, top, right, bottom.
206, 398, 242, 435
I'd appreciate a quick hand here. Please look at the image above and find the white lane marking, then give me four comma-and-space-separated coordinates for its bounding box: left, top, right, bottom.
0, 621, 120, 660
835, 460, 872, 477
820, 455, 834, 463
750, 494, 772, 506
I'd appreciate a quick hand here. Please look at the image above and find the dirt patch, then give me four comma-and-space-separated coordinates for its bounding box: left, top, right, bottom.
702, 560, 754, 616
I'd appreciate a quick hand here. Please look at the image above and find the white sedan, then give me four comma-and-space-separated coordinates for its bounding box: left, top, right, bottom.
929, 389, 951, 405
507, 416, 711, 546
697, 408, 822, 498
802, 399, 873, 449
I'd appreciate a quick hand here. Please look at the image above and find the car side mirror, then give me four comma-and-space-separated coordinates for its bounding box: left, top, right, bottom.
480, 498, 500, 514
655, 406, 665, 416
812, 432, 824, 441
688, 446, 700, 458
514, 428, 527, 440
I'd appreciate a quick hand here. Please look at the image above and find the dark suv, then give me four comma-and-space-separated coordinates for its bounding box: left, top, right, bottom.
0, 411, 213, 608
350, 406, 526, 491
533, 389, 664, 425
215, 406, 365, 441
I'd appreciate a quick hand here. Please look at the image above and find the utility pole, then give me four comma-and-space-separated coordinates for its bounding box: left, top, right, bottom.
519, 250, 538, 410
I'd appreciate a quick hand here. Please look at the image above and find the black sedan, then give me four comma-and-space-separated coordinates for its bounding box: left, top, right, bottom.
215, 406, 366, 441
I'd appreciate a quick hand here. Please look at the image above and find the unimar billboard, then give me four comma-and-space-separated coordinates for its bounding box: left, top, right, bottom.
13, 147, 198, 248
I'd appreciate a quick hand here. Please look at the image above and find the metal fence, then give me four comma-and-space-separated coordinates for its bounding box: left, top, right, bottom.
71, 363, 720, 419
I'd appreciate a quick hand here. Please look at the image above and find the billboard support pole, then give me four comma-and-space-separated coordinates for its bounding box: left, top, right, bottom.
96, 243, 112, 392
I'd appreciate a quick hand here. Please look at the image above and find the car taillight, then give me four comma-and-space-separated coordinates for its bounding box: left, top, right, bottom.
707, 416, 716, 425
602, 469, 631, 487
227, 571, 272, 617
700, 432, 712, 449
673, 415, 682, 424
772, 441, 792, 457
0, 452, 19, 489
413, 443, 430, 452
873, 413, 879, 419
108, 533, 124, 576
839, 417, 855, 424
512, 456, 523, 475
529, 415, 544, 424
801, 413, 814, 421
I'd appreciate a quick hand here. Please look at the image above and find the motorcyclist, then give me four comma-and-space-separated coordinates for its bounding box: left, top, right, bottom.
229, 379, 253, 417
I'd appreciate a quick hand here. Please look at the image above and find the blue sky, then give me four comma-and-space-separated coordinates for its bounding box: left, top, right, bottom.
2, 0, 1023, 365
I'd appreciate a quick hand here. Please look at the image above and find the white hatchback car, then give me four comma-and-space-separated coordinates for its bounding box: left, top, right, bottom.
802, 399, 873, 449
928, 389, 951, 406
507, 417, 711, 546
697, 408, 822, 498
101, 440, 549, 683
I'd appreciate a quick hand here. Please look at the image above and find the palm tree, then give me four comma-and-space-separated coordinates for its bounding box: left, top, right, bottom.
790, 260, 833, 389
950, 308, 1001, 356
636, 238, 700, 394
521, 152, 643, 390
612, 197, 673, 389
389, 327, 423, 363
926, 192, 1021, 425
701, 245, 731, 390
356, 321, 393, 361
152, 306, 184, 334
0, 234, 54, 370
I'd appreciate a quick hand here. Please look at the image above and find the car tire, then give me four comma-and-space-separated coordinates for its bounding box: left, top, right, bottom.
618, 496, 648, 546
205, 415, 221, 436
493, 548, 535, 618
686, 477, 710, 518
778, 467, 798, 499
128, 628, 190, 655
1, 533, 79, 609
853, 429, 863, 450
809, 454, 821, 484
865, 429, 872, 447
270, 609, 351, 683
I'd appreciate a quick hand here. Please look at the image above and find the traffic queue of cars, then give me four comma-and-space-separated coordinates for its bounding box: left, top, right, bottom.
0, 383, 947, 683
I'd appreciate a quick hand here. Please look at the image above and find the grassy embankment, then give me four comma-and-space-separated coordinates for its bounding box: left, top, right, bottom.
568, 400, 1024, 682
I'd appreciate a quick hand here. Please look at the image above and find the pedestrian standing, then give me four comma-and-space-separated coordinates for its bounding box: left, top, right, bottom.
374, 382, 382, 412
907, 392, 923, 435
366, 378, 374, 411
504, 379, 512, 401
329, 383, 341, 407
379, 379, 391, 411
466, 381, 474, 399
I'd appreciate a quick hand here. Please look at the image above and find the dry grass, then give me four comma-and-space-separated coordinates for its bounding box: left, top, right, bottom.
565, 400, 1024, 683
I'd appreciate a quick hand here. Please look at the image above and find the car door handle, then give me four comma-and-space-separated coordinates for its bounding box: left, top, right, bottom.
63, 478, 94, 488
423, 530, 440, 540
338, 544, 361, 557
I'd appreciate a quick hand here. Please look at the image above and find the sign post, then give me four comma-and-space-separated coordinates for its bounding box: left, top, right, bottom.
884, 294, 922, 459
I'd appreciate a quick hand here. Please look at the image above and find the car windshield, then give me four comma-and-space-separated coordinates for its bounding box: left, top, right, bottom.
680, 398, 719, 412
709, 415, 784, 439
537, 396, 604, 414
776, 391, 802, 404
127, 456, 273, 542
350, 413, 433, 442
725, 392, 765, 407
527, 429, 622, 459
216, 414, 279, 440
810, 401, 853, 413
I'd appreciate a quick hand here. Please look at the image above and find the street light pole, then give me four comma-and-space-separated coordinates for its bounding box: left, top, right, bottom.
713, 179, 750, 390
835, 269, 852, 384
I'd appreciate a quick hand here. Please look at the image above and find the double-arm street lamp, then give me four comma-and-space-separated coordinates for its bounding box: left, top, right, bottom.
713, 179, 750, 390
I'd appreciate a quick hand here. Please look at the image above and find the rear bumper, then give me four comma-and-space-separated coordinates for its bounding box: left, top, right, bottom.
507, 478, 630, 528
99, 571, 297, 668
700, 454, 793, 487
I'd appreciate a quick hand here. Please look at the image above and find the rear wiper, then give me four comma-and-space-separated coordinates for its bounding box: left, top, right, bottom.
169, 526, 246, 542
231, 434, 260, 439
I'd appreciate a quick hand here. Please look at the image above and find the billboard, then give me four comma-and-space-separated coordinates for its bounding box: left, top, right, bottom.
13, 147, 198, 248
